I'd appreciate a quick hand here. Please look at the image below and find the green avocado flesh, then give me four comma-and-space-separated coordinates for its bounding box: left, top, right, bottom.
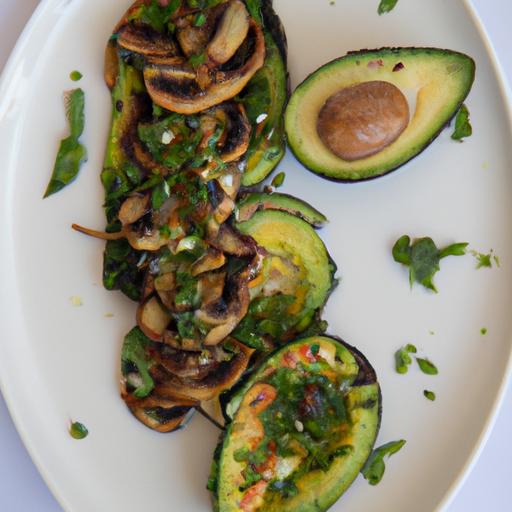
233, 210, 335, 349
236, 192, 328, 227
285, 47, 475, 181
215, 336, 381, 512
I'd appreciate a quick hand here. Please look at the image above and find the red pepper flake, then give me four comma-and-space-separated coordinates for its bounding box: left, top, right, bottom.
367, 59, 384, 69
299, 344, 317, 363
393, 62, 405, 72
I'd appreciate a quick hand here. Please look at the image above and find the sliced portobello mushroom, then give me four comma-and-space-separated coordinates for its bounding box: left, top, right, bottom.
125, 394, 197, 433
117, 23, 179, 58
143, 18, 265, 114
157, 338, 254, 401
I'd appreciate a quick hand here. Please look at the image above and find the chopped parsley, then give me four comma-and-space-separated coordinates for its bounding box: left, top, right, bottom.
451, 104, 472, 141
271, 172, 286, 188
378, 0, 399, 15
44, 89, 87, 198
470, 249, 499, 269
423, 390, 436, 401
69, 421, 88, 440
395, 344, 417, 374
480, 327, 488, 335
392, 235, 468, 292
416, 357, 438, 375
361, 439, 406, 485
69, 70, 83, 81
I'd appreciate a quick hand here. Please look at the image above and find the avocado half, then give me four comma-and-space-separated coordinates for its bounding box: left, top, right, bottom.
212, 336, 381, 512
285, 47, 475, 181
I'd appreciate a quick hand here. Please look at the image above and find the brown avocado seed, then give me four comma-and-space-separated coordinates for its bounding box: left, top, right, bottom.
317, 80, 409, 161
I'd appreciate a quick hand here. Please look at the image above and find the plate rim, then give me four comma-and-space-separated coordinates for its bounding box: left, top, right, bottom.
0, 1, 511, 511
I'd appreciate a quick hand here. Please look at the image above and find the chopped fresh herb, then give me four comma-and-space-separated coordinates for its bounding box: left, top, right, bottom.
70, 70, 83, 82
451, 104, 472, 141
44, 89, 87, 197
423, 390, 436, 401
480, 327, 487, 335
361, 439, 406, 485
416, 357, 438, 375
378, 0, 399, 15
151, 178, 171, 209
271, 172, 285, 188
392, 235, 468, 292
121, 327, 155, 398
189, 52, 207, 69
69, 421, 88, 440
395, 344, 417, 374
470, 249, 498, 269
194, 12, 207, 27
133, 0, 181, 33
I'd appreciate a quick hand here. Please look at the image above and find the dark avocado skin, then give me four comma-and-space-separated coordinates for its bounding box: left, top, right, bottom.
285, 47, 476, 182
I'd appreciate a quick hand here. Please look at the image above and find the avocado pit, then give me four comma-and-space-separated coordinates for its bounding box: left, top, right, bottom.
316, 80, 409, 161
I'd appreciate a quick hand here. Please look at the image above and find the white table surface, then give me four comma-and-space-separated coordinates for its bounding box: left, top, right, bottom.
0, 1, 510, 511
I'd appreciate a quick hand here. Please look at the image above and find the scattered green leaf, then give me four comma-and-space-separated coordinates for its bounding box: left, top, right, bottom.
378, 0, 399, 15
194, 12, 207, 27
69, 70, 83, 82
361, 440, 406, 485
392, 235, 468, 292
480, 327, 487, 335
44, 89, 87, 198
69, 421, 88, 440
416, 357, 438, 375
121, 327, 155, 398
395, 344, 417, 374
470, 249, 498, 269
271, 172, 285, 188
451, 104, 472, 141
423, 390, 436, 401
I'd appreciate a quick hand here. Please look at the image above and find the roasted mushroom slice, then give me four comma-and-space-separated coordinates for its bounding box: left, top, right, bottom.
118, 193, 150, 225
196, 271, 250, 345
175, 2, 228, 57
208, 223, 256, 257
124, 394, 197, 433
191, 248, 226, 276
118, 23, 179, 58
137, 295, 172, 342
206, 0, 250, 65
163, 330, 204, 352
143, 19, 265, 114
209, 103, 251, 163
153, 344, 231, 380
157, 339, 254, 401
198, 271, 226, 306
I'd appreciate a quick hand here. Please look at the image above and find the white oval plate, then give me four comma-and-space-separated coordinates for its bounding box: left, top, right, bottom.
1, 1, 511, 511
